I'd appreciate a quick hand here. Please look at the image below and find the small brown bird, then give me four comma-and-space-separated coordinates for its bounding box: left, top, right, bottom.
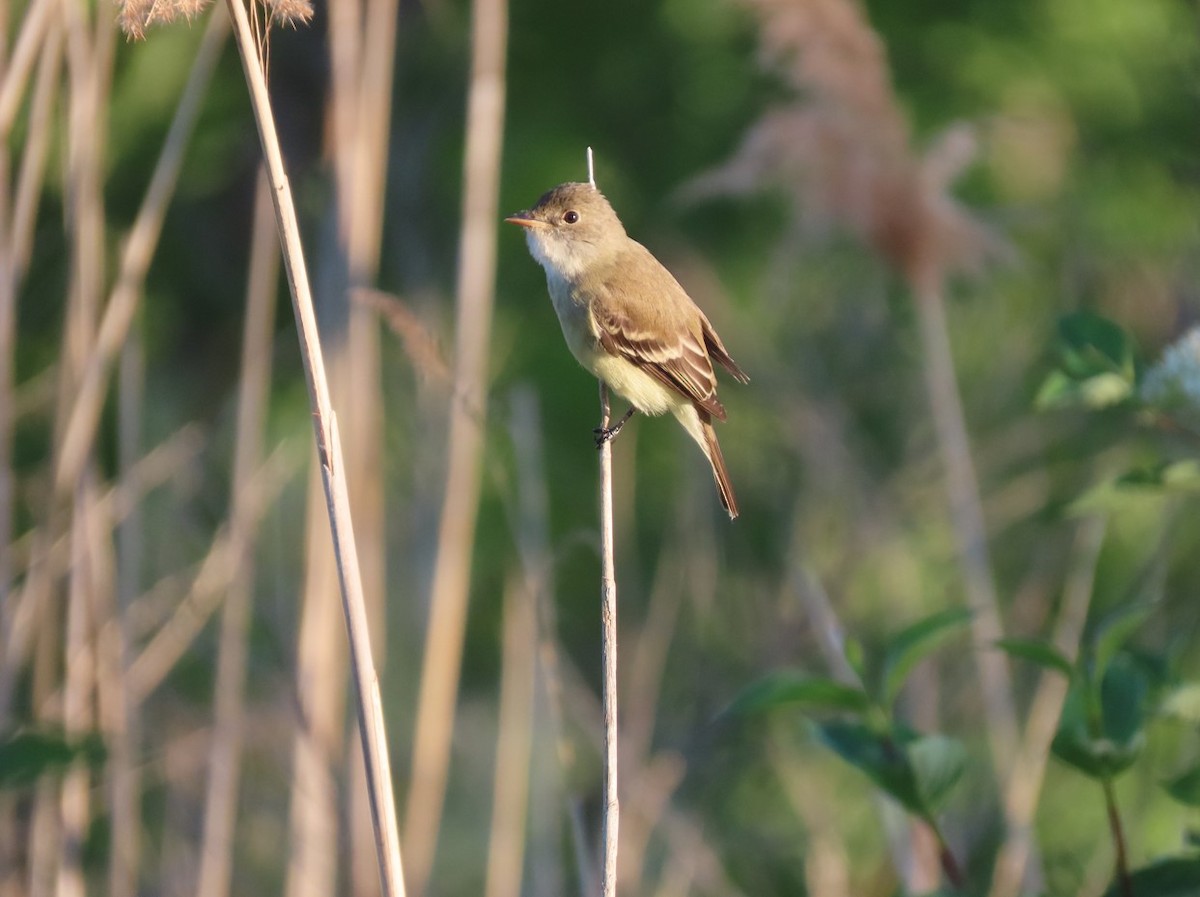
506, 182, 749, 518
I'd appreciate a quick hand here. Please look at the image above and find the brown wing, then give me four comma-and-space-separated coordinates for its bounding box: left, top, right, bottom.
593, 301, 728, 420
699, 312, 750, 384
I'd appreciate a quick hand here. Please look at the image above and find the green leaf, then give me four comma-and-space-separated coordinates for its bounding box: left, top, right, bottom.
1035, 371, 1133, 410
1051, 669, 1146, 781
907, 733, 968, 813
816, 720, 926, 818
722, 671, 872, 719
995, 637, 1075, 678
1100, 655, 1151, 747
1092, 604, 1153, 687
881, 608, 972, 707
843, 637, 867, 687
1037, 312, 1138, 411
1101, 856, 1200, 897
1058, 311, 1137, 381
1163, 763, 1200, 807
0, 730, 106, 789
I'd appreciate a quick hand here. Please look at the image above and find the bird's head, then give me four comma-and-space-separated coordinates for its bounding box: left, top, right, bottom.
506, 182, 628, 280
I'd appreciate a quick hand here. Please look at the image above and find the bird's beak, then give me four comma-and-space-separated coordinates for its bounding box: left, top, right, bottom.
504, 213, 546, 229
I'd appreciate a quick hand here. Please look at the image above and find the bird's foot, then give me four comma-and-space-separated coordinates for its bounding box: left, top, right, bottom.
594, 407, 636, 448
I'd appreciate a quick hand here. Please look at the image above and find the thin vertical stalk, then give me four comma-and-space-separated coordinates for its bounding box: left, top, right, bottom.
483, 572, 537, 897
196, 169, 279, 897
598, 383, 619, 897
107, 327, 142, 897
912, 284, 1020, 780
285, 481, 344, 897
325, 0, 399, 888
989, 518, 1105, 897
56, 487, 94, 897
404, 0, 508, 888
221, 0, 405, 894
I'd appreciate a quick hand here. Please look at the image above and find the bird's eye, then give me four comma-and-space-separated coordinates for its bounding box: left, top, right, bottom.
563, 210, 580, 224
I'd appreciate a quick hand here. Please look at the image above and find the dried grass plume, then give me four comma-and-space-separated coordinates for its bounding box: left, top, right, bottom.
119, 0, 312, 40
683, 0, 1006, 291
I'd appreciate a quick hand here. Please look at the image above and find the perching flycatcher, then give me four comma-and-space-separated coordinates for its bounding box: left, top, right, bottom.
506, 182, 748, 518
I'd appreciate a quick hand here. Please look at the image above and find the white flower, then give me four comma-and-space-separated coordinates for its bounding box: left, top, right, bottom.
1141, 327, 1200, 422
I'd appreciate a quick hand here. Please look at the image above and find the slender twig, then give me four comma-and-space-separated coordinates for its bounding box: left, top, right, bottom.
404, 0, 508, 887
587, 146, 596, 188
1102, 778, 1133, 897
598, 382, 619, 897
219, 4, 406, 894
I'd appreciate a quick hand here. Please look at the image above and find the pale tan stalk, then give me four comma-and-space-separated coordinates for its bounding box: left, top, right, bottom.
107, 329, 142, 897
51, 3, 115, 893
9, 23, 62, 275
404, 0, 508, 888
284, 473, 344, 897
221, 0, 406, 893
988, 518, 1106, 897
56, 487, 97, 897
324, 0, 398, 889
55, 8, 229, 495
0, 0, 56, 140
598, 383, 620, 897
196, 169, 279, 897
912, 281, 1020, 779
483, 572, 538, 897
0, 8, 56, 721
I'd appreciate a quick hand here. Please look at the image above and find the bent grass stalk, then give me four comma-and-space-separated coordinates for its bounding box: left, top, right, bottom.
220, 1, 405, 894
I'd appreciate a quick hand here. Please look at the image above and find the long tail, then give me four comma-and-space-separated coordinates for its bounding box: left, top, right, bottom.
700, 414, 738, 520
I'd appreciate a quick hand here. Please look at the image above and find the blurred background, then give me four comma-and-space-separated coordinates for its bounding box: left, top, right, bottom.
2, 0, 1200, 895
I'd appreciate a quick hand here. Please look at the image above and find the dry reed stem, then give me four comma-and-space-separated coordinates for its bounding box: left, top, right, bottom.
912, 282, 1020, 777
324, 0, 398, 888
403, 0, 508, 888
57, 485, 98, 897
0, 0, 55, 140
988, 517, 1106, 897
108, 304, 142, 897
221, 1, 406, 894
598, 382, 620, 897
285, 467, 346, 897
483, 571, 538, 897
196, 168, 279, 897
0, 16, 61, 734
55, 9, 227, 495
